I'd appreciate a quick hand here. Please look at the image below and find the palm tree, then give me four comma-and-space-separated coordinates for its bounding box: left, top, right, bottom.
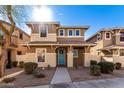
0, 5, 29, 77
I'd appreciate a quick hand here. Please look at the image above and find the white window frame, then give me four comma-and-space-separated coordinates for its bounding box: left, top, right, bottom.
59, 29, 65, 36
36, 48, 46, 63
73, 49, 78, 58
75, 29, 81, 36
105, 32, 111, 40
97, 33, 101, 41
68, 29, 73, 37
39, 25, 48, 38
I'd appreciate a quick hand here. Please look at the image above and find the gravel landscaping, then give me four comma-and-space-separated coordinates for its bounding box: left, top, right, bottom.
68, 67, 124, 82
0, 67, 55, 88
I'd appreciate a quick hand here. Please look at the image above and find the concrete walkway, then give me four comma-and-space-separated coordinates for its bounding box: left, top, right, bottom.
50, 67, 72, 84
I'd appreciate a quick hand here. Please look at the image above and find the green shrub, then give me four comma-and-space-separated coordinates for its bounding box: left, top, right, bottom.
90, 65, 101, 76
90, 60, 97, 66
19, 61, 24, 68
98, 61, 115, 74
6, 63, 12, 69
24, 62, 38, 74
12, 61, 18, 67
34, 72, 45, 78
3, 77, 16, 83
47, 64, 51, 70
116, 63, 122, 70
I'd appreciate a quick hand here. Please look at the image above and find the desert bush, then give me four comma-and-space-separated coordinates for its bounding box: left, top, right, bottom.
6, 63, 12, 69
34, 72, 45, 78
47, 64, 51, 70
19, 61, 24, 68
90, 60, 97, 66
115, 63, 122, 70
12, 61, 18, 67
3, 77, 16, 83
24, 62, 38, 74
90, 65, 101, 76
98, 61, 115, 74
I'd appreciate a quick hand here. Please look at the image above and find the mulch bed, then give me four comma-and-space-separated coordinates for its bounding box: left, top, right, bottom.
0, 67, 55, 88
68, 67, 124, 82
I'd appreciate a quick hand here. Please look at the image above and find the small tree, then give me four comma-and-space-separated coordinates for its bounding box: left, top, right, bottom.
0, 5, 29, 77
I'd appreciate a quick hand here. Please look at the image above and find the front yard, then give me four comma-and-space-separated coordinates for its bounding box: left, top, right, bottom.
68, 67, 124, 82
0, 67, 55, 88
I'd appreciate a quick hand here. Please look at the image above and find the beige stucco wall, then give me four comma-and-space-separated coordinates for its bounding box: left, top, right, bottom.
90, 40, 104, 55
84, 53, 101, 67
16, 53, 56, 67
113, 56, 124, 67
67, 52, 73, 67
31, 33, 57, 42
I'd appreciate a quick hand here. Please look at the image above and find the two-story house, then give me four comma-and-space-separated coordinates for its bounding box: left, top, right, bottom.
86, 28, 124, 66
19, 22, 95, 67
0, 20, 30, 68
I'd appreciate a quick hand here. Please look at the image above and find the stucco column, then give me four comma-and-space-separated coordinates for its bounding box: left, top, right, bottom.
84, 53, 91, 67
67, 46, 73, 67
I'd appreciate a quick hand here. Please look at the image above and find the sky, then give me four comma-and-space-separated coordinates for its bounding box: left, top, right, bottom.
15, 5, 124, 39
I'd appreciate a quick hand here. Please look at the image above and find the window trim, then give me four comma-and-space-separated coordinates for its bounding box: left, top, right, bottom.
58, 29, 65, 36
75, 29, 80, 36
120, 32, 124, 42
39, 25, 48, 38
105, 32, 111, 40
73, 49, 78, 58
36, 48, 46, 63
68, 29, 73, 37
97, 33, 101, 41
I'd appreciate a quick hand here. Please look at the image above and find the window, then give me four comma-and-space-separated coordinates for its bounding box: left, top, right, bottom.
73, 49, 78, 58
47, 24, 52, 30
120, 32, 124, 41
105, 32, 111, 39
97, 33, 101, 41
59, 29, 65, 36
39, 25, 48, 37
19, 33, 23, 40
36, 49, 46, 62
120, 49, 124, 56
17, 51, 22, 55
75, 29, 80, 36
68, 29, 73, 36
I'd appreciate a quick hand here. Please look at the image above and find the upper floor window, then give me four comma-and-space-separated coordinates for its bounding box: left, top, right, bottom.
97, 33, 101, 41
120, 32, 124, 41
105, 32, 111, 40
75, 29, 80, 36
19, 33, 23, 40
39, 25, 48, 37
59, 29, 65, 36
68, 29, 73, 36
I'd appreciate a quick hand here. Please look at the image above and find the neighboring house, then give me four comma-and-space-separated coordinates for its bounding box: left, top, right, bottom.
0, 20, 30, 67
18, 22, 95, 67
86, 28, 124, 66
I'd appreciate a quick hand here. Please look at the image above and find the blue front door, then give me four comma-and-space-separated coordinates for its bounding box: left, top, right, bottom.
58, 48, 65, 65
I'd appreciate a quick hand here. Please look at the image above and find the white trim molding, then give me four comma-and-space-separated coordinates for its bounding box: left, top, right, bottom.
39, 24, 48, 38
36, 48, 46, 63
105, 32, 111, 40
58, 29, 65, 37
97, 33, 101, 41
75, 29, 81, 36
68, 29, 74, 37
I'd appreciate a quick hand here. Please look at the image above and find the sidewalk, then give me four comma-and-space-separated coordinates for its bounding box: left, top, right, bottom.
50, 67, 72, 84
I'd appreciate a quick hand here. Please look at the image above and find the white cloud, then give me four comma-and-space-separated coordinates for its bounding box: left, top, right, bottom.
32, 6, 53, 22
